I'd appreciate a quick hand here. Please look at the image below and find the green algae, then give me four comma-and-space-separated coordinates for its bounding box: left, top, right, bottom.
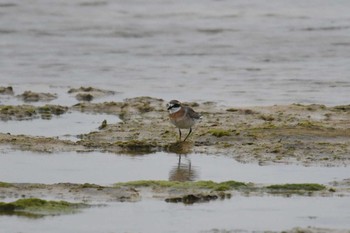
114, 180, 246, 191
0, 198, 88, 216
0, 181, 14, 188
297, 120, 321, 128
266, 183, 326, 191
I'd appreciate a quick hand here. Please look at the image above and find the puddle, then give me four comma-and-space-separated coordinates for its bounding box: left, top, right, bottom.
0, 151, 348, 185
0, 196, 349, 233
0, 112, 120, 141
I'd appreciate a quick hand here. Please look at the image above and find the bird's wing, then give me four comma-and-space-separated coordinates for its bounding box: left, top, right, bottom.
186, 107, 202, 120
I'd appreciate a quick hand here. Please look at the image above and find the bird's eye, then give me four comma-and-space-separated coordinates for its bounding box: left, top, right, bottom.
173, 104, 180, 108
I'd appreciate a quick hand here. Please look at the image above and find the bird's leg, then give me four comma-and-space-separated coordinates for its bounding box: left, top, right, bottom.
178, 128, 182, 141
183, 128, 192, 142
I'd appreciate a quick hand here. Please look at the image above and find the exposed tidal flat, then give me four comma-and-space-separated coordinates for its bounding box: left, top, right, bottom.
1, 87, 350, 232
1, 91, 349, 166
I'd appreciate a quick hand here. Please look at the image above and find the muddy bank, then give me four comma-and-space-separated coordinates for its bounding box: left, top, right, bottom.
1, 95, 349, 166
0, 182, 140, 203
1, 179, 346, 206
0, 104, 68, 121
68, 86, 116, 102
0, 198, 89, 218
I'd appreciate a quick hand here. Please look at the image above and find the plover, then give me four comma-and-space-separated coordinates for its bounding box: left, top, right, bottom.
167, 100, 201, 141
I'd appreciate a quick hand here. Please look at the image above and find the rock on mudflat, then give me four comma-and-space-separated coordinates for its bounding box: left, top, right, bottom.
68, 86, 116, 102
0, 183, 140, 203
0, 86, 14, 95
17, 91, 57, 102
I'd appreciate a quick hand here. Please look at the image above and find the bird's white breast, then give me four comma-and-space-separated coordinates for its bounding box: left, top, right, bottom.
168, 106, 181, 114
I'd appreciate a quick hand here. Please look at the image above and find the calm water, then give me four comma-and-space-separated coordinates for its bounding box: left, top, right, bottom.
1, 0, 350, 106
0, 112, 119, 140
0, 150, 349, 185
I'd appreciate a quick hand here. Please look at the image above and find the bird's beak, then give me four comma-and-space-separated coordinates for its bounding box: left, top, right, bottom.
167, 104, 173, 110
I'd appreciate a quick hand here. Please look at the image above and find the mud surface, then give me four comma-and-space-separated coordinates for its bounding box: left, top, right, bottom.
1, 94, 349, 166
1, 179, 348, 206
0, 182, 139, 203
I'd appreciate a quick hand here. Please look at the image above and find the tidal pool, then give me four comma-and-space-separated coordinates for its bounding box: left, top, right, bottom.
0, 112, 119, 141
0, 151, 348, 185
0, 196, 349, 233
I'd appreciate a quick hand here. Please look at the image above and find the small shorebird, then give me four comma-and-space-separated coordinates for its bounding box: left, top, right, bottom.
167, 100, 201, 141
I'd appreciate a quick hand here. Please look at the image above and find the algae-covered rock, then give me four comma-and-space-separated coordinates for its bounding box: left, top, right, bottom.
266, 183, 326, 191
0, 198, 88, 216
0, 182, 14, 188
17, 91, 57, 102
115, 140, 159, 154
0, 104, 68, 121
0, 86, 14, 95
165, 193, 220, 204
98, 120, 107, 130
37, 105, 68, 119
0, 105, 36, 120
114, 180, 246, 191
76, 93, 94, 101
208, 129, 231, 137
68, 86, 115, 102
0, 182, 140, 203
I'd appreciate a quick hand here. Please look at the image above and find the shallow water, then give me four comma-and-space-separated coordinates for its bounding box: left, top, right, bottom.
0, 151, 348, 185
1, 0, 350, 106
1, 196, 350, 233
0, 112, 119, 141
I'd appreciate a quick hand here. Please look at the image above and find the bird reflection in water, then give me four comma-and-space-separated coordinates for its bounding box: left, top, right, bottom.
167, 141, 198, 181
169, 154, 198, 182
